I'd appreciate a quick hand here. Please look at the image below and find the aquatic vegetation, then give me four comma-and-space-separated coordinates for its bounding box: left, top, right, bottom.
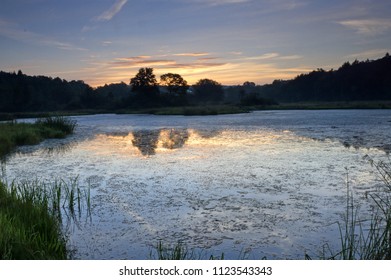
0, 116, 76, 158
0, 178, 90, 259
317, 158, 391, 260
35, 115, 77, 136
151, 241, 224, 260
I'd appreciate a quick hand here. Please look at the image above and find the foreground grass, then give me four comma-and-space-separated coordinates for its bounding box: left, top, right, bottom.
0, 179, 90, 259
0, 180, 66, 259
0, 116, 85, 259
331, 158, 391, 260
0, 116, 76, 158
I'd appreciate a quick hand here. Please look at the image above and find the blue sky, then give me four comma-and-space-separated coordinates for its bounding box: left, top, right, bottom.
1, 0, 390, 87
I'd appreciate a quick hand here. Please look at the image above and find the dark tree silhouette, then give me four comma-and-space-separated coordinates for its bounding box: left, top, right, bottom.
129, 68, 160, 107
243, 81, 256, 88
1, 54, 390, 114
160, 73, 189, 95
0, 71, 90, 112
257, 54, 391, 103
192, 78, 224, 104
130, 68, 158, 92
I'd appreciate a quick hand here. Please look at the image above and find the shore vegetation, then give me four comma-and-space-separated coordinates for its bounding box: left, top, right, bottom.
0, 116, 76, 158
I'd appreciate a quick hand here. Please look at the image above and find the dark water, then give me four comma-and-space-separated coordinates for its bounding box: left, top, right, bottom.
3, 110, 391, 259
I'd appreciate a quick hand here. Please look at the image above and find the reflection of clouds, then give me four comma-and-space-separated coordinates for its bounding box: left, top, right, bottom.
104, 132, 129, 137
193, 129, 221, 139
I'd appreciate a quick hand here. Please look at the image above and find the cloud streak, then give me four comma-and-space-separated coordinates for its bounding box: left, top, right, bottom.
80, 50, 309, 87
95, 0, 128, 21
173, 52, 211, 57
191, 0, 251, 6
244, 53, 302, 61
338, 19, 391, 35
0, 18, 87, 51
107, 56, 226, 70
345, 49, 391, 60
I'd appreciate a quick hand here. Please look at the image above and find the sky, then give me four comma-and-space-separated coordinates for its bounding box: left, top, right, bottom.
1, 0, 390, 87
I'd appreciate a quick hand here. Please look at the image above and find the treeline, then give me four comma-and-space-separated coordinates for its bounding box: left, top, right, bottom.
1, 54, 390, 114
258, 53, 391, 102
0, 71, 94, 112
0, 68, 272, 113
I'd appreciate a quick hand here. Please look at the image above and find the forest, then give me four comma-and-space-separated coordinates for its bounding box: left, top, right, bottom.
257, 53, 391, 103
0, 54, 390, 114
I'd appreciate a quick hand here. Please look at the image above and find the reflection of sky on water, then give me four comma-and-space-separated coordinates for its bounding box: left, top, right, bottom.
3, 110, 391, 259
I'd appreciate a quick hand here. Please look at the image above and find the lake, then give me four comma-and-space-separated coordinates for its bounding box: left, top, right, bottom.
2, 110, 391, 259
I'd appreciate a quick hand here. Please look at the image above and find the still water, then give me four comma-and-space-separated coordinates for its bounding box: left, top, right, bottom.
3, 110, 391, 259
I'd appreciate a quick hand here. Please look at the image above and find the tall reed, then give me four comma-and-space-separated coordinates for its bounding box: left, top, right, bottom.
151, 241, 225, 260
0, 178, 90, 259
325, 157, 391, 260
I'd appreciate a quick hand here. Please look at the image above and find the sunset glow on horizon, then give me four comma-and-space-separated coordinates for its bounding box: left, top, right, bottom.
1, 0, 391, 87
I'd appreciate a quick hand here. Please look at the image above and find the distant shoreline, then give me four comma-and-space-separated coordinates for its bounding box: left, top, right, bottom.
1, 101, 391, 121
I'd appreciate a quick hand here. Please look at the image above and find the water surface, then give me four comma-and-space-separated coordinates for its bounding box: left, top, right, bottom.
3, 110, 391, 259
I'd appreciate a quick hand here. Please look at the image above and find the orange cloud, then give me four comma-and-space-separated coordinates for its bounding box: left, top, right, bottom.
78, 51, 310, 87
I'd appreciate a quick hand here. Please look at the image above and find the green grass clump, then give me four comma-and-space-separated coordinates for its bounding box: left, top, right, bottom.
0, 180, 66, 259
35, 116, 77, 137
0, 179, 90, 259
0, 116, 76, 158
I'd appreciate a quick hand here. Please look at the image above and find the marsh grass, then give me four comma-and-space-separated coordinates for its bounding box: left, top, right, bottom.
316, 158, 391, 260
0, 178, 90, 259
35, 116, 77, 136
151, 241, 225, 260
0, 115, 76, 158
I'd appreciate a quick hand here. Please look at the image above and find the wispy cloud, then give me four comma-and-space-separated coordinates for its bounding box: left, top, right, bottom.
191, 0, 251, 6
345, 49, 391, 60
0, 18, 86, 51
279, 55, 303, 60
196, 57, 220, 61
102, 41, 113, 46
109, 58, 177, 69
95, 0, 128, 22
81, 50, 308, 87
338, 19, 391, 35
107, 56, 226, 70
228, 51, 243, 56
244, 53, 302, 61
173, 52, 211, 57
245, 53, 279, 60
82, 53, 230, 86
